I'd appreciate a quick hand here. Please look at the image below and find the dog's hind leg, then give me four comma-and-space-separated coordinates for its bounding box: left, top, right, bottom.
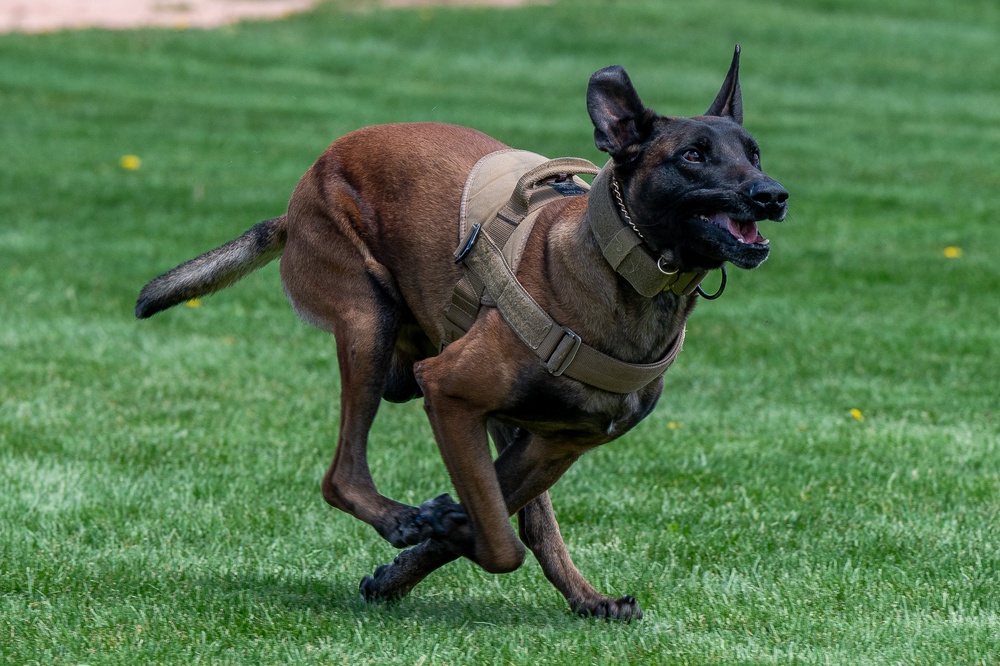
359, 539, 457, 602
308, 288, 429, 546
280, 184, 444, 550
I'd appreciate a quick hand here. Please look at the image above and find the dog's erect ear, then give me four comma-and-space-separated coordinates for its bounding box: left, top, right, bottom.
705, 45, 743, 125
587, 65, 656, 161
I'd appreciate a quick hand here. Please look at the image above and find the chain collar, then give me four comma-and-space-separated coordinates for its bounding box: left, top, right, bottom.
611, 176, 645, 241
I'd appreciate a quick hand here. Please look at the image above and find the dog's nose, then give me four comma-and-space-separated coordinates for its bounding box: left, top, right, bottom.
749, 180, 789, 207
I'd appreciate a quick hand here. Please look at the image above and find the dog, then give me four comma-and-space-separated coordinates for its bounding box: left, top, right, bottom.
136, 46, 787, 621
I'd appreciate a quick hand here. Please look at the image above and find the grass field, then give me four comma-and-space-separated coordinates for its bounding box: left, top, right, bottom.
2, 0, 999, 663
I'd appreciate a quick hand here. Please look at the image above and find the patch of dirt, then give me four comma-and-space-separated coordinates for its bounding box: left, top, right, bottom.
0, 0, 539, 34
382, 0, 534, 5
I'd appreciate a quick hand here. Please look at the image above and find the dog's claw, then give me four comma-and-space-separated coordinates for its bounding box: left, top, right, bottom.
360, 563, 405, 603
360, 559, 409, 603
573, 595, 643, 622
359, 573, 378, 601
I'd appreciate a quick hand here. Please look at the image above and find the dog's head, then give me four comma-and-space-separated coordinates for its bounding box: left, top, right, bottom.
587, 46, 788, 272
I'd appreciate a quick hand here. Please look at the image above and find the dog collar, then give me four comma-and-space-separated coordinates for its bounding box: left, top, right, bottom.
587, 161, 713, 299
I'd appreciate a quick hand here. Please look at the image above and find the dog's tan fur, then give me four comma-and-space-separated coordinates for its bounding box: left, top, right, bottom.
137, 48, 787, 620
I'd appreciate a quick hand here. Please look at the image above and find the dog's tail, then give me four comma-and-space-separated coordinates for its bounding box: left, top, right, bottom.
135, 215, 287, 319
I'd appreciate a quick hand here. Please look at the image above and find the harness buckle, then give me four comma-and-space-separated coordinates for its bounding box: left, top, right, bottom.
545, 328, 582, 376
454, 223, 482, 263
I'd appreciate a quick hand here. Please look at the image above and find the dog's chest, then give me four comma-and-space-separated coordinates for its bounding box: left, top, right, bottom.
501, 374, 662, 444
592, 387, 661, 439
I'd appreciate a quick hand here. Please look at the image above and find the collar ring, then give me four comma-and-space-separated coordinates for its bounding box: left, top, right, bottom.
656, 256, 679, 276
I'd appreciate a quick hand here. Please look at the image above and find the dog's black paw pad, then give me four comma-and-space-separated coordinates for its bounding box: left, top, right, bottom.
387, 503, 439, 548
575, 595, 643, 622
386, 508, 422, 548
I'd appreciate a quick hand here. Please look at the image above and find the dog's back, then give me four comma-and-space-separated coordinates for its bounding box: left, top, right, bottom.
136, 123, 505, 342
279, 123, 506, 344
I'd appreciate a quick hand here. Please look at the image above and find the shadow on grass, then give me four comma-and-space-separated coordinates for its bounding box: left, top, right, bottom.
196, 566, 580, 629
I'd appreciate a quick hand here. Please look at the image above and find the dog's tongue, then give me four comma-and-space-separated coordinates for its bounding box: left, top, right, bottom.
709, 213, 766, 245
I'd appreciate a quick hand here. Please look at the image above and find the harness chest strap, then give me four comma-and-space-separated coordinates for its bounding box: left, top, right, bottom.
460, 227, 686, 394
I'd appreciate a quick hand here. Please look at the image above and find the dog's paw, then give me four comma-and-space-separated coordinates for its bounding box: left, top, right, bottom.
361, 540, 459, 603
573, 595, 643, 622
360, 564, 402, 603
387, 494, 469, 548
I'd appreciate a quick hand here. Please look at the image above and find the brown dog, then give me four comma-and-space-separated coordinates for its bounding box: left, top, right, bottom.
136, 46, 787, 621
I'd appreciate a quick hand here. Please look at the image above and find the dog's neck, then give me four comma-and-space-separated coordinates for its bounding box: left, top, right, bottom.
538, 196, 693, 367
587, 162, 710, 299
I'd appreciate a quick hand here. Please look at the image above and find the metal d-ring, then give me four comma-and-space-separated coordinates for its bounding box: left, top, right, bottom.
656, 256, 678, 276
697, 265, 728, 300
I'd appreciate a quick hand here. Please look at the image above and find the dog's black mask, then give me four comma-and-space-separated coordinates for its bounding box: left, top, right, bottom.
587, 47, 788, 272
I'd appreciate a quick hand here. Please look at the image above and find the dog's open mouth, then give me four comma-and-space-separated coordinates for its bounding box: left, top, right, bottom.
698, 213, 769, 246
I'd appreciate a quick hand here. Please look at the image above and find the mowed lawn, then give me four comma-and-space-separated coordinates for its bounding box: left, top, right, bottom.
1, 0, 999, 663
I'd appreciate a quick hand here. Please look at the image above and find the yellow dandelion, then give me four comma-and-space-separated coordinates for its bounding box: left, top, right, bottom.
943, 246, 962, 259
850, 408, 864, 421
120, 154, 142, 171
667, 421, 681, 430
185, 298, 203, 308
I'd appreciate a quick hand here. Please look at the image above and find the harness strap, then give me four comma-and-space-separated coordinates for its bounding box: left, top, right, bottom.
444, 150, 687, 394
443, 154, 597, 345
461, 228, 685, 393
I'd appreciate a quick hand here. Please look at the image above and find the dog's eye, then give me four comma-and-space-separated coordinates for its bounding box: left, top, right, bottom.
750, 150, 761, 168
682, 149, 703, 163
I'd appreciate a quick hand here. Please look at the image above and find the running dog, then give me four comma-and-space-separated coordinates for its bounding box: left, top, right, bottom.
136, 46, 788, 620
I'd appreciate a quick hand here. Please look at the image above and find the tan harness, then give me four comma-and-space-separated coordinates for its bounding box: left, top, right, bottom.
442, 150, 705, 394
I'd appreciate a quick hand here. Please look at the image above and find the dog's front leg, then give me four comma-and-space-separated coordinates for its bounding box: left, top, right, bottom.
490, 425, 643, 620
414, 352, 525, 574
361, 499, 641, 620
517, 490, 642, 620
362, 424, 642, 620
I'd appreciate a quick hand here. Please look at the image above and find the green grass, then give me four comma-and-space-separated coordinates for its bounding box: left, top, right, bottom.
2, 0, 999, 663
